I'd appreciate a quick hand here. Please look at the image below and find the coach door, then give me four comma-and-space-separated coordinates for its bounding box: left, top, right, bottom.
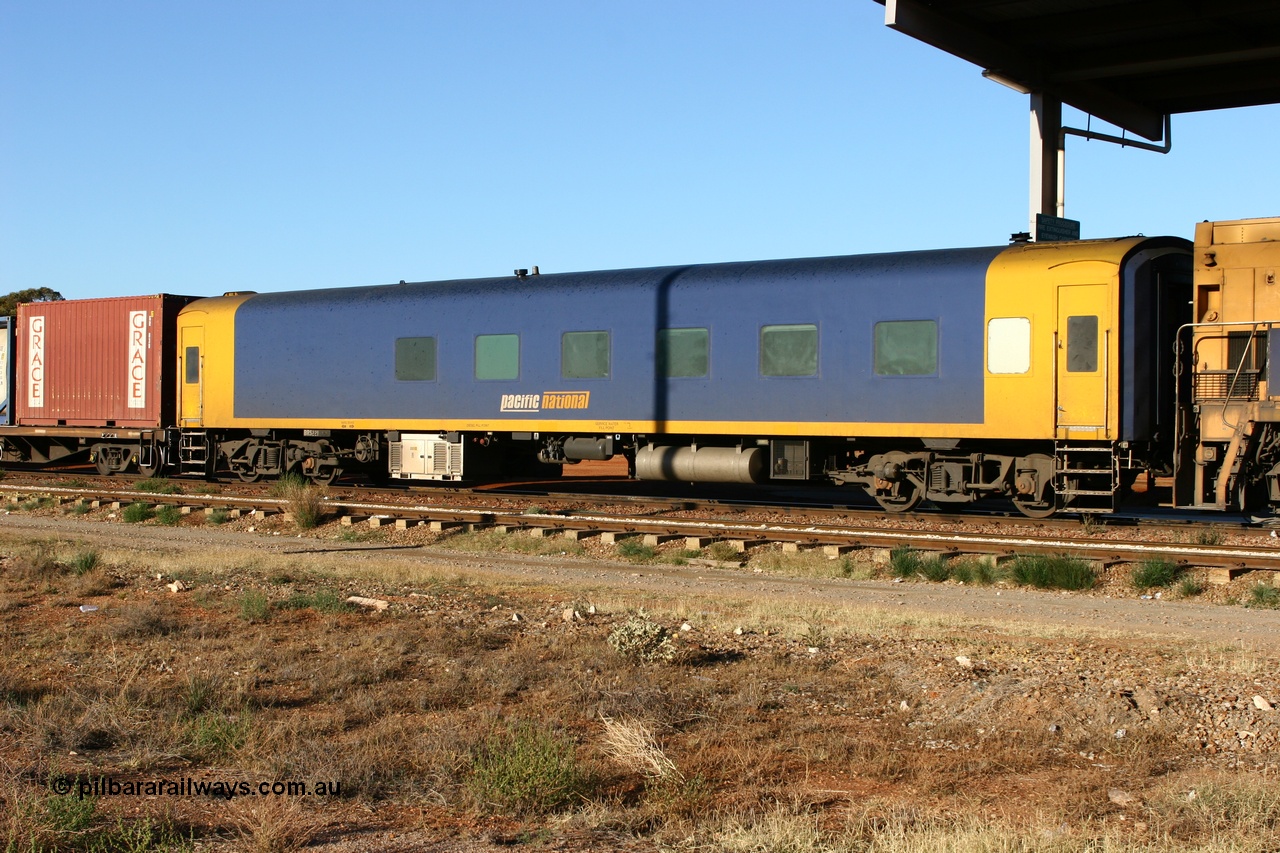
1055, 284, 1111, 439
179, 325, 204, 426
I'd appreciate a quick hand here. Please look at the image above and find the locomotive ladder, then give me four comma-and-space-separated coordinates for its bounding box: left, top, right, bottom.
1053, 441, 1118, 514
178, 431, 210, 477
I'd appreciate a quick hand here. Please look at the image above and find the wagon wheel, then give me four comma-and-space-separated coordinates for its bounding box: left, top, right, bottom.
236, 467, 262, 483
872, 479, 922, 513
95, 454, 114, 477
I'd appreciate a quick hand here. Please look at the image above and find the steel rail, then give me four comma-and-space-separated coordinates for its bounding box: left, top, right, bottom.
4, 484, 1279, 574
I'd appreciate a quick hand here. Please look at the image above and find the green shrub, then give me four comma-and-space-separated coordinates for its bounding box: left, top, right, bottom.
272, 473, 326, 529
208, 507, 230, 525
888, 546, 951, 581
41, 787, 97, 834
468, 721, 587, 814
616, 537, 656, 562
69, 549, 100, 576
1179, 575, 1206, 597
888, 546, 922, 578
1248, 583, 1280, 609
7, 787, 188, 853
608, 611, 676, 664
184, 709, 251, 760
705, 541, 741, 562
239, 588, 270, 622
135, 477, 182, 494
16, 541, 62, 579
183, 673, 224, 716
800, 620, 828, 649
1131, 557, 1183, 590
949, 559, 997, 585
1194, 528, 1226, 546
122, 502, 155, 523
278, 589, 352, 614
1007, 554, 1096, 590
917, 554, 952, 582
155, 505, 183, 526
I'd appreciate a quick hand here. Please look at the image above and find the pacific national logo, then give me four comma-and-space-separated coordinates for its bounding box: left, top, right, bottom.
500, 391, 590, 413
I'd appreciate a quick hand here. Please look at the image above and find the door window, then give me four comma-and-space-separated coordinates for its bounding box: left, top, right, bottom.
1066, 316, 1098, 373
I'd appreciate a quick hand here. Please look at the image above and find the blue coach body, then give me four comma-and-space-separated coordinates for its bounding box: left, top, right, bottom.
231, 246, 999, 429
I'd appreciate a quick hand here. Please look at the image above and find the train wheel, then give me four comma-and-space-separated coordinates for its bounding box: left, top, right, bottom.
1012, 453, 1057, 518
236, 468, 262, 483
1012, 496, 1056, 519
137, 447, 165, 479
95, 454, 113, 476
308, 467, 341, 486
873, 481, 922, 513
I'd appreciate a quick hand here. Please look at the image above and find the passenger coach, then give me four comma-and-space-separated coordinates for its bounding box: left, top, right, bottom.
159, 236, 1190, 516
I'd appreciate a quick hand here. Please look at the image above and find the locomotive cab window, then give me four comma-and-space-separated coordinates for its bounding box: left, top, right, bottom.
874, 320, 937, 376
562, 331, 610, 379
1227, 330, 1268, 373
658, 328, 709, 378
475, 334, 519, 380
987, 317, 1031, 374
760, 324, 817, 377
1066, 316, 1099, 373
394, 336, 437, 381
184, 346, 200, 384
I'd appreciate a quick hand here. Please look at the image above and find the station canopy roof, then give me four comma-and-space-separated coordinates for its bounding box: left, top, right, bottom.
878, 0, 1280, 140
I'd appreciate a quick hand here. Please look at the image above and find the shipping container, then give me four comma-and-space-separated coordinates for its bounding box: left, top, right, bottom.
16, 295, 199, 428
0, 317, 12, 425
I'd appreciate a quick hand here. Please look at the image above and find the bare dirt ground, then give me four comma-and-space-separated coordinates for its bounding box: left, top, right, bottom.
3, 510, 1280, 852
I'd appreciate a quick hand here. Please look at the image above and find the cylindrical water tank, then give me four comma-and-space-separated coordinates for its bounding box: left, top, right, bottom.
634, 445, 766, 484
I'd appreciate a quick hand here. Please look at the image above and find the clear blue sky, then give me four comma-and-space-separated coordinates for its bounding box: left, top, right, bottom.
3, 1, 1277, 300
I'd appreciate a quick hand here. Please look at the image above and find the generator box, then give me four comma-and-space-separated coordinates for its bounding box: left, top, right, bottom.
16, 295, 199, 428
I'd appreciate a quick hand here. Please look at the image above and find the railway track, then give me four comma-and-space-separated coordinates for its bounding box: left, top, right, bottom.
4, 480, 1280, 581
5, 463, 1269, 536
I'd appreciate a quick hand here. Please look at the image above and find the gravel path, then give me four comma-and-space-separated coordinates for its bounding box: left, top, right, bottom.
5, 514, 1280, 651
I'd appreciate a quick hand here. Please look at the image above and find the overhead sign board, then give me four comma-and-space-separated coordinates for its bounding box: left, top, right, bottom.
1035, 214, 1081, 242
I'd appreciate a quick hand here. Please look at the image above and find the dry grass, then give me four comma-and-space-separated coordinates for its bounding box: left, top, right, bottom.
231, 796, 319, 853
270, 473, 328, 529
2, 529, 1279, 851
600, 714, 682, 782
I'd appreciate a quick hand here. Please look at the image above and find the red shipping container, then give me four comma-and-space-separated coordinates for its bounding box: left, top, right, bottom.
16, 295, 199, 428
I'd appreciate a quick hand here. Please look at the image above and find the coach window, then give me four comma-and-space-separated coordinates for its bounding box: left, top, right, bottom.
184, 346, 200, 384
562, 331, 610, 379
987, 317, 1031, 374
760, 324, 818, 377
874, 320, 937, 376
658, 328, 709, 378
475, 334, 519, 380
394, 336, 436, 381
1066, 316, 1098, 372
